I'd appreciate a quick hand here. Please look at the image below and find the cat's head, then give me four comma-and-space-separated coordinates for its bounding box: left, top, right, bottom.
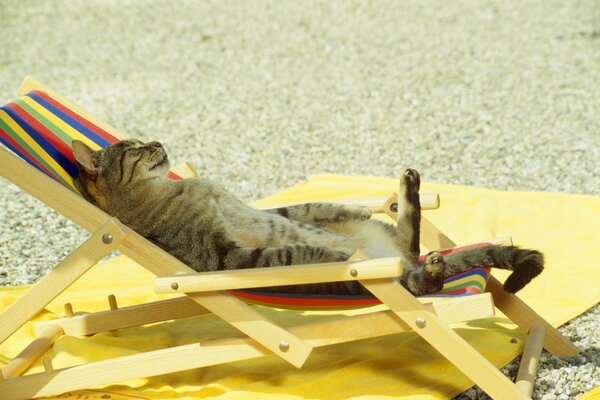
72, 139, 170, 209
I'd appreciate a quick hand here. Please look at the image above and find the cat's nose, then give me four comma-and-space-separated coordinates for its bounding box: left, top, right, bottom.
148, 141, 163, 148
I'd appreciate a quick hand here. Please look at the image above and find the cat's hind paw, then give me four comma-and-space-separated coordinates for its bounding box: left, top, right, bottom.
423, 251, 446, 280
402, 168, 421, 194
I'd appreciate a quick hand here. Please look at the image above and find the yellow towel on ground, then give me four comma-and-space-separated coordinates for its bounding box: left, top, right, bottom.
1, 175, 599, 400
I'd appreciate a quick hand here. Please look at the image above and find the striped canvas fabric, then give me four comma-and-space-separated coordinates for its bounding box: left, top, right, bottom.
229, 244, 492, 310
0, 88, 491, 309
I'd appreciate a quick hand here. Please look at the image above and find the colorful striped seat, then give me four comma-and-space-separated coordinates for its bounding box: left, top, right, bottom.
0, 89, 491, 309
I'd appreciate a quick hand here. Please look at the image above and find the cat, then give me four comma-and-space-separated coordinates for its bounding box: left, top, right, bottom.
71, 139, 544, 296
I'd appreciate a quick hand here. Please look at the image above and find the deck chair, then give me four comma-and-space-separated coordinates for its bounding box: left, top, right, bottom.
0, 77, 578, 399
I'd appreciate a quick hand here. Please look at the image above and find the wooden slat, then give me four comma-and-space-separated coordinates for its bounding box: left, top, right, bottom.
155, 257, 403, 294
0, 218, 126, 344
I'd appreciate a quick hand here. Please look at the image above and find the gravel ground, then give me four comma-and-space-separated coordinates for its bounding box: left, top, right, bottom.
0, 1, 598, 398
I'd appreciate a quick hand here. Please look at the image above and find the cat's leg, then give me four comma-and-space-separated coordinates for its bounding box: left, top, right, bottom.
267, 203, 372, 225
222, 244, 350, 270
395, 168, 421, 262
394, 169, 450, 296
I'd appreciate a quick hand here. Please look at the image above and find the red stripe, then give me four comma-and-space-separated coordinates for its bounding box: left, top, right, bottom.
8, 102, 76, 163
0, 126, 58, 181
167, 171, 182, 181
30, 90, 120, 144
229, 291, 381, 307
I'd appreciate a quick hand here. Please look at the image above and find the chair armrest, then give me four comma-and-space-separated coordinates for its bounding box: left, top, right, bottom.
155, 257, 403, 294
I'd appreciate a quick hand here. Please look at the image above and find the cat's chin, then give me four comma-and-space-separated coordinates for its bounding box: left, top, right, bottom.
151, 154, 169, 170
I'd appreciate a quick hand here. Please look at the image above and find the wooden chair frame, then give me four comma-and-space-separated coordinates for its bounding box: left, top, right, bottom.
0, 78, 578, 399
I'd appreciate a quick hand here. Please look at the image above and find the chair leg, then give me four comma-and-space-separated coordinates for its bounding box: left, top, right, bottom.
361, 278, 529, 399
0, 218, 127, 344
1, 326, 64, 378
516, 323, 546, 396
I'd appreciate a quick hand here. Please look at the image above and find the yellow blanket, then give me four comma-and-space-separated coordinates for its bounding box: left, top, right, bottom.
1, 175, 599, 399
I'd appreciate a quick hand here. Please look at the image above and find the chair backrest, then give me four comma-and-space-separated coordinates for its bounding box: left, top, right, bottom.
0, 89, 181, 194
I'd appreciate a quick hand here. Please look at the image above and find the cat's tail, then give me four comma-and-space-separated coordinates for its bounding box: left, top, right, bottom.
443, 245, 544, 293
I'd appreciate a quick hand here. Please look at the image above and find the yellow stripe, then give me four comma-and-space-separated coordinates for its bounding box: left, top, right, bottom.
20, 97, 102, 150
0, 109, 75, 186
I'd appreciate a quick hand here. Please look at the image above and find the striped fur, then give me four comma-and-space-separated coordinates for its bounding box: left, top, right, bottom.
72, 139, 544, 296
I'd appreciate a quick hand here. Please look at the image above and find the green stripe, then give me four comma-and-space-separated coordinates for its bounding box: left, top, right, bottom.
13, 98, 74, 146
0, 113, 74, 190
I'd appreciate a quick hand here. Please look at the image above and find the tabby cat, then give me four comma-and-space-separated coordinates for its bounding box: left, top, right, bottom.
72, 139, 543, 296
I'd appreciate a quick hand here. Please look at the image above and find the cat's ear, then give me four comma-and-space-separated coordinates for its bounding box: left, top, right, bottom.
72, 140, 98, 175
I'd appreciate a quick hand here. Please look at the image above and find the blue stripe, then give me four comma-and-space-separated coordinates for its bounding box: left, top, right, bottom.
0, 105, 79, 178
25, 93, 111, 148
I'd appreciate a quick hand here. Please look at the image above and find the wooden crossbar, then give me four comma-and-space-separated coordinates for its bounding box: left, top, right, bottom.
31, 292, 494, 338
155, 257, 403, 293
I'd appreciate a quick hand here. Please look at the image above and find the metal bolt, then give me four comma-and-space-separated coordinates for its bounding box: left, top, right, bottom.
279, 341, 290, 352
389, 203, 398, 213
102, 233, 113, 244
350, 269, 358, 277
171, 282, 179, 290
415, 317, 426, 328
510, 337, 518, 344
